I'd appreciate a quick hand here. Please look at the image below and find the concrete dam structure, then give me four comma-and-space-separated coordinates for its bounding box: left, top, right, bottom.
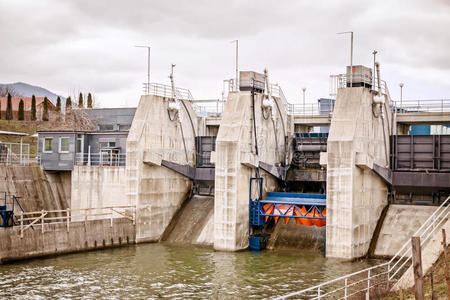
2, 65, 450, 276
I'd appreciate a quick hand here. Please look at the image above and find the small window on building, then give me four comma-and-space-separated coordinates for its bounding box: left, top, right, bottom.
59, 137, 70, 153
119, 124, 131, 131
76, 135, 83, 153
99, 124, 114, 131
43, 138, 53, 153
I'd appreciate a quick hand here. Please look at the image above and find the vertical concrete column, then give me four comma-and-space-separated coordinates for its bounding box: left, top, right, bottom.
325, 87, 390, 259
126, 95, 197, 243
214, 91, 287, 251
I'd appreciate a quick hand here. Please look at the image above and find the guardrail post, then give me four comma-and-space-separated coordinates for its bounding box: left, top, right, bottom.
66, 208, 70, 232
366, 269, 371, 300
20, 212, 23, 238
344, 278, 348, 299
41, 210, 44, 233
317, 286, 321, 299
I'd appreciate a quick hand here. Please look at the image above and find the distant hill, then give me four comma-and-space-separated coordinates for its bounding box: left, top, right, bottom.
0, 82, 64, 105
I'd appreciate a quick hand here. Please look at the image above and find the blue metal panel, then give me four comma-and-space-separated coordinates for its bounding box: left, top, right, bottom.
267, 192, 326, 199
409, 125, 430, 135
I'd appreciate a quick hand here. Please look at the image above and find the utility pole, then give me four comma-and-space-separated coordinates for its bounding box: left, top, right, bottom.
231, 40, 239, 90
135, 45, 151, 94
337, 31, 354, 87
302, 87, 306, 115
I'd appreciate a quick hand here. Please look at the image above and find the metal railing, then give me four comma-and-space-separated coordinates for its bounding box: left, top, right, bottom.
0, 142, 31, 165
75, 153, 126, 166
393, 99, 450, 113
276, 195, 450, 299
146, 82, 194, 101
192, 99, 225, 117
18, 206, 136, 238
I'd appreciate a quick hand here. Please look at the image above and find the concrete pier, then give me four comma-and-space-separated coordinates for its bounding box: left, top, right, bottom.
213, 91, 289, 251
125, 95, 198, 243
324, 87, 391, 259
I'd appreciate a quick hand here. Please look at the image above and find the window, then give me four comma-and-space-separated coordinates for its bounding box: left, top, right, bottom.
99, 124, 114, 131
43, 138, 53, 153
59, 137, 70, 153
76, 134, 83, 153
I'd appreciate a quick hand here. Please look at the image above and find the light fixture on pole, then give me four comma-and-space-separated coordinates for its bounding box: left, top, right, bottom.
337, 31, 354, 87
372, 50, 378, 90
230, 40, 239, 91
399, 83, 404, 111
302, 87, 306, 115
135, 45, 151, 94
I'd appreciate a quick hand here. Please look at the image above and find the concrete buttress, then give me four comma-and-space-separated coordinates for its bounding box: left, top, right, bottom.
325, 87, 391, 259
213, 91, 288, 251
126, 95, 197, 243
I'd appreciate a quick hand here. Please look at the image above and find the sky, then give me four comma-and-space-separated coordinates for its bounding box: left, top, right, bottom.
0, 0, 449, 108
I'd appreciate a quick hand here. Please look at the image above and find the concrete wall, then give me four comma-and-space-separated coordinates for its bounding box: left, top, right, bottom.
163, 195, 214, 246
394, 218, 449, 290
325, 87, 390, 259
374, 205, 438, 257
0, 165, 69, 212
126, 95, 197, 243
214, 91, 288, 251
71, 165, 128, 213
0, 218, 136, 263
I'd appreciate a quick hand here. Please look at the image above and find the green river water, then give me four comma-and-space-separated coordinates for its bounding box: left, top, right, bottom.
0, 243, 380, 299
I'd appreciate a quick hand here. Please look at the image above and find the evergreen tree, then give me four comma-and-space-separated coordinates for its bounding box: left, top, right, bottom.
18, 99, 24, 120
65, 96, 72, 113
87, 93, 93, 108
56, 96, 61, 112
78, 92, 83, 108
6, 93, 13, 120
42, 97, 49, 121
31, 95, 37, 121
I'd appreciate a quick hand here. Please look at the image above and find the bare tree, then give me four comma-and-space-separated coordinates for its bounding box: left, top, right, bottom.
0, 86, 21, 97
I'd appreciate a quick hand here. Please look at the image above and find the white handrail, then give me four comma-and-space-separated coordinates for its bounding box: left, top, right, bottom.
276, 195, 450, 299
19, 205, 136, 238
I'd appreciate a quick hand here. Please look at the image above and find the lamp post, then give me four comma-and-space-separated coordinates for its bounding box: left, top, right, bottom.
231, 40, 239, 90
135, 45, 151, 94
337, 31, 354, 87
372, 50, 378, 90
399, 83, 404, 111
302, 87, 306, 115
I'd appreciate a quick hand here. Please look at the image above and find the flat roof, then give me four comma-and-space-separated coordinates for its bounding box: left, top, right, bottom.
0, 130, 28, 136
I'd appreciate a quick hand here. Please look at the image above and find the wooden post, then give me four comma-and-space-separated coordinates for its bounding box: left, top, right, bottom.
411, 236, 424, 300
442, 229, 450, 300
430, 271, 438, 300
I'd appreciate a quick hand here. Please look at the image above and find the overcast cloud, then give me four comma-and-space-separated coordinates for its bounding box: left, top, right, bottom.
0, 0, 449, 107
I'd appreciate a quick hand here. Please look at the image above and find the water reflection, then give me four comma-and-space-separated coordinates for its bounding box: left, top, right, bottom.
0, 243, 381, 299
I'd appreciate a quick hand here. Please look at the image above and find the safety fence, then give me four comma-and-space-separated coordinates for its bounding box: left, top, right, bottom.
17, 206, 136, 238
0, 142, 32, 165
276, 195, 450, 299
192, 99, 225, 117
75, 152, 126, 166
146, 82, 194, 101
392, 99, 450, 113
